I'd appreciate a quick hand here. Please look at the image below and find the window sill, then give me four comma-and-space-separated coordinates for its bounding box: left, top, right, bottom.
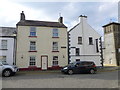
78, 43, 82, 45
29, 36, 37, 38
0, 49, 8, 50
29, 51, 37, 52
89, 44, 94, 45
52, 51, 59, 52
52, 37, 59, 38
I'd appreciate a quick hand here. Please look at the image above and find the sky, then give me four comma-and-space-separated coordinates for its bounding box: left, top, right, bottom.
0, 0, 119, 36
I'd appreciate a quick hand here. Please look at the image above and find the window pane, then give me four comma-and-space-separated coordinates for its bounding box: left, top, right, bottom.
53, 56, 58, 66
29, 56, 36, 66
76, 48, 80, 56
53, 42, 58, 51
78, 37, 82, 44
30, 41, 36, 51
30, 27, 36, 36
89, 37, 93, 45
53, 29, 58, 37
1, 40, 7, 49
0, 56, 6, 62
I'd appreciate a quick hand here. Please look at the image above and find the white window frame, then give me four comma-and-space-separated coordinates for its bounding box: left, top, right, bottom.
0, 56, 6, 62
78, 37, 82, 44
52, 56, 58, 66
30, 27, 36, 36
89, 37, 93, 45
1, 40, 7, 49
53, 28, 58, 37
52, 42, 58, 51
30, 41, 36, 51
29, 56, 36, 66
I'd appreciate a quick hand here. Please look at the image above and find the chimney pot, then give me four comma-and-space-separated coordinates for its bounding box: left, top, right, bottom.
20, 11, 25, 21
58, 17, 63, 23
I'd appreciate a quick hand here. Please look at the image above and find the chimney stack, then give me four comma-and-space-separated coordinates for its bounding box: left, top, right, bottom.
20, 11, 25, 21
58, 17, 63, 23
79, 15, 87, 22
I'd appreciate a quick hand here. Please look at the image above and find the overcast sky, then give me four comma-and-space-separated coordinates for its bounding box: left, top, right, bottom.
0, 0, 119, 36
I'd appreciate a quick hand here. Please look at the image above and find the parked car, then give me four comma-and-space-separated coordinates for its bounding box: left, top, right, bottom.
0, 61, 19, 77
61, 61, 97, 75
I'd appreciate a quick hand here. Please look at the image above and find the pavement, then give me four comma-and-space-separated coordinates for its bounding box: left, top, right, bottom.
17, 66, 119, 75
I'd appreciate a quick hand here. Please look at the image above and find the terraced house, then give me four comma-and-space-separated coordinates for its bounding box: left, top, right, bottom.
16, 11, 68, 70
68, 15, 101, 66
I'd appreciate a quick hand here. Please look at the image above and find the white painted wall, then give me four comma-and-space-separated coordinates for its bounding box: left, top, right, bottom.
69, 16, 101, 66
0, 38, 15, 65
118, 1, 120, 23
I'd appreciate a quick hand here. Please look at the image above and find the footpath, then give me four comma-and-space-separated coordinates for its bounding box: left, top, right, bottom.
18, 66, 119, 75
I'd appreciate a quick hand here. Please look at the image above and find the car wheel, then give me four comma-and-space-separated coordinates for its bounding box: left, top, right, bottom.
90, 69, 95, 74
68, 70, 73, 75
3, 69, 12, 77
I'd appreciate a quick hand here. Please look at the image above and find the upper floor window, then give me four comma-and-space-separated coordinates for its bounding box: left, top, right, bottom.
1, 40, 7, 49
89, 37, 93, 45
53, 28, 58, 37
52, 42, 58, 51
30, 27, 36, 36
29, 56, 36, 66
30, 41, 36, 51
78, 37, 82, 44
96, 39, 99, 53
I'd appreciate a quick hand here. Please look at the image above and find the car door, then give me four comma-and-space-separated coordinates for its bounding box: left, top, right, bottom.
78, 62, 87, 73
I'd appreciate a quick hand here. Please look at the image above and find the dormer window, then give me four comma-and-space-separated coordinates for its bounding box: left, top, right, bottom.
30, 27, 36, 36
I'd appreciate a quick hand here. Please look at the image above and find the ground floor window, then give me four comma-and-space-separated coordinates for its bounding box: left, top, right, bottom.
29, 56, 36, 66
76, 59, 80, 61
53, 56, 58, 66
0, 56, 6, 62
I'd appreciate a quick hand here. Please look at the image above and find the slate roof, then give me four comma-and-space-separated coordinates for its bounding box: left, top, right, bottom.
0, 27, 16, 36
16, 20, 67, 28
103, 22, 120, 27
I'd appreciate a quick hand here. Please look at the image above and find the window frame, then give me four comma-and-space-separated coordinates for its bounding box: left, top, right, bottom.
78, 37, 82, 44
52, 56, 58, 66
76, 48, 80, 56
30, 41, 36, 51
29, 56, 36, 66
52, 28, 59, 37
52, 42, 58, 51
1, 40, 7, 49
30, 27, 36, 37
89, 37, 93, 45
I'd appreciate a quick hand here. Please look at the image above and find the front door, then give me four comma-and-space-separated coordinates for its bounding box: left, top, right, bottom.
41, 56, 48, 70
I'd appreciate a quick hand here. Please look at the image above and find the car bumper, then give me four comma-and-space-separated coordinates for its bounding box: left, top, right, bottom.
13, 68, 19, 72
61, 69, 68, 74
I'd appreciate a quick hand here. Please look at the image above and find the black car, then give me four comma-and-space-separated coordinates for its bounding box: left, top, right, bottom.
61, 61, 97, 75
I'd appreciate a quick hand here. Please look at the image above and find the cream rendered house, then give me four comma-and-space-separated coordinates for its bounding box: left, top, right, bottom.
16, 11, 68, 70
68, 15, 101, 66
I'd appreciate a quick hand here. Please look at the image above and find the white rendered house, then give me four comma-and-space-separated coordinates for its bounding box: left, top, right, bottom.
0, 27, 16, 65
68, 15, 101, 66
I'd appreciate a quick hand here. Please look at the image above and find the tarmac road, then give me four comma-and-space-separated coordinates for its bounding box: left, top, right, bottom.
2, 70, 119, 88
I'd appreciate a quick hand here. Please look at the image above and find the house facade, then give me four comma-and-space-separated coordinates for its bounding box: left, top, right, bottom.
118, 1, 120, 23
16, 11, 68, 70
103, 22, 120, 66
0, 27, 16, 65
68, 15, 101, 66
